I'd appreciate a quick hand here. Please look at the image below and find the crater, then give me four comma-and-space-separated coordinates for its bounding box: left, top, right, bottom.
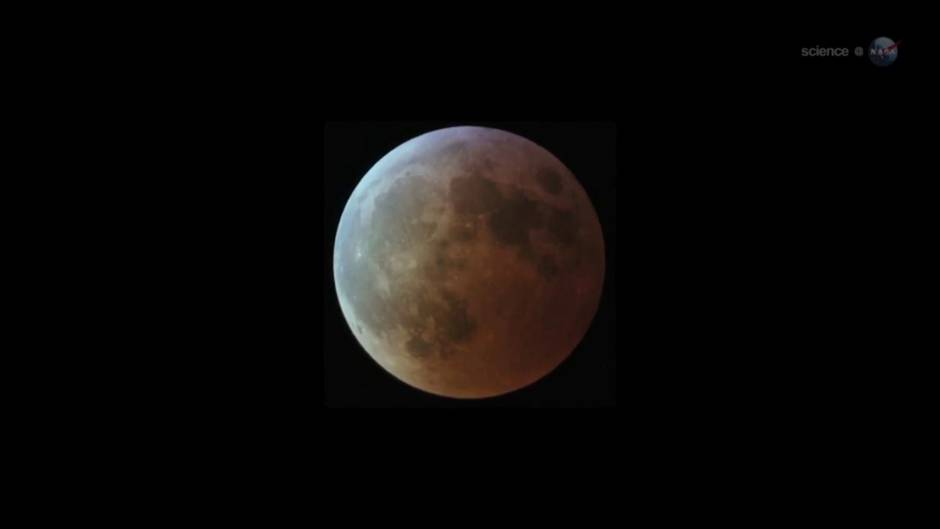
487, 189, 541, 248
537, 255, 560, 279
438, 140, 468, 161
394, 287, 477, 361
448, 216, 478, 242
450, 172, 503, 215
406, 335, 433, 358
438, 289, 476, 344
365, 173, 440, 264
535, 167, 563, 195
544, 208, 578, 247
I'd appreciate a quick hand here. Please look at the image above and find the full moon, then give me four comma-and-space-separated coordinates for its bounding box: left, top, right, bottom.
333, 126, 605, 398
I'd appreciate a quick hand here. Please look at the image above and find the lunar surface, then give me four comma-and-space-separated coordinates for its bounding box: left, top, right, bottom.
333, 126, 605, 398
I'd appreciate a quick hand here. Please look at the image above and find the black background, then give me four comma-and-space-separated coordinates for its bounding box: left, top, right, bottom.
88, 9, 923, 442
324, 123, 617, 407
26, 7, 929, 503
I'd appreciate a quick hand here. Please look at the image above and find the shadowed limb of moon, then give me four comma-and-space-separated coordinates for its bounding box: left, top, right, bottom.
334, 126, 605, 399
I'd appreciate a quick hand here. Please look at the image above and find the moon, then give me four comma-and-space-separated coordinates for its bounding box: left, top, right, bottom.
333, 126, 605, 398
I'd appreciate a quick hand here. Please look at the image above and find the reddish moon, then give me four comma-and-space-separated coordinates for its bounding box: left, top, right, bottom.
333, 126, 605, 398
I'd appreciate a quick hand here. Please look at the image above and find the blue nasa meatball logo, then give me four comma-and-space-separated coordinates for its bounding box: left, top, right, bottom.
869, 37, 899, 67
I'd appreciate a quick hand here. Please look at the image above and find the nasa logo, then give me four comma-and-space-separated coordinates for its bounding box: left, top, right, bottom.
869, 37, 900, 67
